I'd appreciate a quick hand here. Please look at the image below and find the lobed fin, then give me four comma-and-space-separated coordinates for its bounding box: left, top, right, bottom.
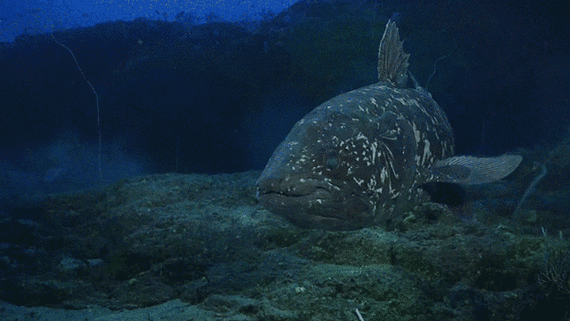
430, 154, 523, 185
377, 20, 410, 87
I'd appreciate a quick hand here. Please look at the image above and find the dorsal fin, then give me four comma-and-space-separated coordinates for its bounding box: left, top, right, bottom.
377, 20, 410, 88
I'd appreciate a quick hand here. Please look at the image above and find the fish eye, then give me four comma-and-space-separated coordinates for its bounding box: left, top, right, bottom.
323, 150, 340, 170
397, 72, 408, 86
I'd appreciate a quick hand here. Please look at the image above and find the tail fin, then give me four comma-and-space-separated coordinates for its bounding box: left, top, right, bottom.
377, 20, 410, 87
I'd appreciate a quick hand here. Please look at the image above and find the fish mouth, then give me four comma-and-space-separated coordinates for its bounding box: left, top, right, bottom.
256, 180, 333, 200
256, 177, 371, 230
256, 176, 335, 203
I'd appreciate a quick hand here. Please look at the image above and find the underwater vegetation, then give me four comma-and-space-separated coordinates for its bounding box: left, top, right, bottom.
539, 240, 570, 297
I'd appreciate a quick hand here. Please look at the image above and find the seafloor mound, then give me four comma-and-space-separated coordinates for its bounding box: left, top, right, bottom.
1, 151, 569, 320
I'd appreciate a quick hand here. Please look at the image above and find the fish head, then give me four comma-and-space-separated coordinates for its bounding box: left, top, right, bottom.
256, 104, 404, 230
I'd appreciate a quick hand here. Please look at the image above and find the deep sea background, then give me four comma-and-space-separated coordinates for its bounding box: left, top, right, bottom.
0, 0, 569, 204
2, 1, 570, 319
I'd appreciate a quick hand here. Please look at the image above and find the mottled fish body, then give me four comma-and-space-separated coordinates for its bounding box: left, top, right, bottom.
256, 20, 522, 230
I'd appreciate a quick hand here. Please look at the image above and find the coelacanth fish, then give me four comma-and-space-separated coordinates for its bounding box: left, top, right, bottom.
256, 20, 522, 230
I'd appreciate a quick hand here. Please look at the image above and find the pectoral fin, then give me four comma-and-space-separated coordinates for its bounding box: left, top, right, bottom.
429, 154, 522, 185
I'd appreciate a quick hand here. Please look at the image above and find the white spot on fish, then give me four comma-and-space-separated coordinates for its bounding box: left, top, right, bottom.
354, 177, 365, 186
370, 141, 377, 165
380, 167, 388, 183
422, 139, 431, 166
